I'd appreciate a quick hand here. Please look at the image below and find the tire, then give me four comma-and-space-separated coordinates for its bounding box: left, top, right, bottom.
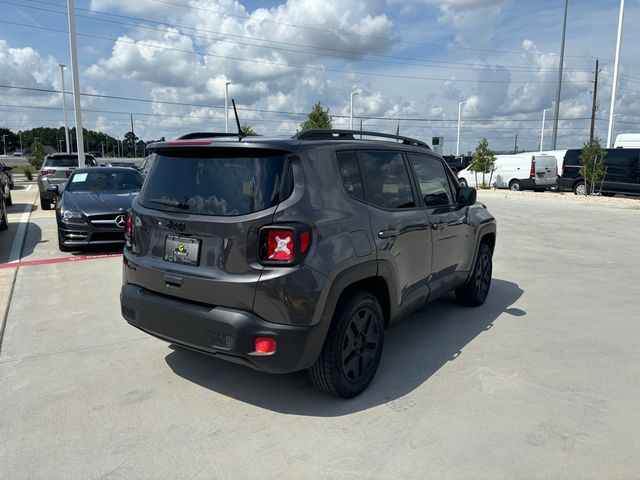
573, 181, 587, 196
456, 243, 493, 307
310, 290, 384, 398
0, 197, 7, 231
509, 180, 521, 191
458, 178, 468, 188
40, 194, 52, 211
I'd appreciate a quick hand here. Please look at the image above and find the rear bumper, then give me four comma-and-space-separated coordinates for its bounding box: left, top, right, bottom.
120, 283, 326, 373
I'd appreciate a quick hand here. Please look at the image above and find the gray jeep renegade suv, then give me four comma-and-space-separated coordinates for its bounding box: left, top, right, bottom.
120, 129, 496, 398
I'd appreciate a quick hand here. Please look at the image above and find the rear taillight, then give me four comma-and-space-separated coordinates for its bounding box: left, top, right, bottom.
259, 225, 312, 265
530, 164, 535, 178
38, 169, 55, 176
561, 161, 565, 177
124, 211, 132, 241
254, 337, 277, 354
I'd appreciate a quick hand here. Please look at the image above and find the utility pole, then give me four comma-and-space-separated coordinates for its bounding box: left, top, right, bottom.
514, 134, 518, 154
551, 0, 569, 149
590, 59, 599, 144
130, 114, 136, 157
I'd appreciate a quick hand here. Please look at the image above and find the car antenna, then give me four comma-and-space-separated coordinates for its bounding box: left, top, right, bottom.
232, 99, 245, 140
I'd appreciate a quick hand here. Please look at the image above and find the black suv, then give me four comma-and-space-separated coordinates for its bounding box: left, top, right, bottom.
559, 148, 640, 196
120, 130, 497, 397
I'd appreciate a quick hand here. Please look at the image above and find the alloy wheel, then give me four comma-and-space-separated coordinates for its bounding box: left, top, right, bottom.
341, 306, 381, 383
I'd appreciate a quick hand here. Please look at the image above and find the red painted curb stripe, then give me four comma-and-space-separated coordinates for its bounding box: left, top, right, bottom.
0, 253, 122, 270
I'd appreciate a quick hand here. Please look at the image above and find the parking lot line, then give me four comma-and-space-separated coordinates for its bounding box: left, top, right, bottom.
0, 252, 122, 270
8, 202, 34, 264
25, 185, 32, 192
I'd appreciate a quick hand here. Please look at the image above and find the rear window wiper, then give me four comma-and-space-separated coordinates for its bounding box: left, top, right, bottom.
148, 198, 190, 210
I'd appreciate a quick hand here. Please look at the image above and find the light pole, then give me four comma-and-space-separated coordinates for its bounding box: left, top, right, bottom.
612, 113, 621, 143
540, 108, 552, 152
607, 0, 625, 148
225, 81, 232, 133
2, 135, 7, 157
58, 64, 71, 154
456, 101, 466, 156
59, 139, 64, 152
350, 89, 360, 130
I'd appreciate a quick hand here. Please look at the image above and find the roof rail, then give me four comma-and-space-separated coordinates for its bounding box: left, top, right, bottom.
176, 132, 241, 140
292, 129, 430, 149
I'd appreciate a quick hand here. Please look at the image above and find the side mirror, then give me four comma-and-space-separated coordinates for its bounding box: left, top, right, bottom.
457, 187, 476, 206
47, 184, 60, 195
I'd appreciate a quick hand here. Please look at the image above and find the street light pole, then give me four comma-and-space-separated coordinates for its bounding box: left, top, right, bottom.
58, 64, 71, 154
225, 81, 231, 133
612, 114, 621, 143
456, 101, 466, 156
607, 0, 625, 148
67, 0, 86, 166
540, 108, 551, 152
59, 139, 63, 152
551, 0, 568, 150
350, 89, 360, 130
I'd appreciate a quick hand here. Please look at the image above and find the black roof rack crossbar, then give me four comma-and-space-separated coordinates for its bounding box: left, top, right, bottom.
292, 129, 430, 149
177, 132, 242, 140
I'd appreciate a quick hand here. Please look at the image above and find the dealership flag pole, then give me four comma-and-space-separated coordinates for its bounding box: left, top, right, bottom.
607, 0, 625, 148
67, 0, 85, 167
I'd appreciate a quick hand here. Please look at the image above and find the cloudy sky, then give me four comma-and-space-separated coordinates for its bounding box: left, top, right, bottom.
1, 0, 640, 154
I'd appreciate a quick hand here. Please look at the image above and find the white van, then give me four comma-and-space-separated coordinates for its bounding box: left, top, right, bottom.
458, 154, 558, 191
614, 134, 640, 149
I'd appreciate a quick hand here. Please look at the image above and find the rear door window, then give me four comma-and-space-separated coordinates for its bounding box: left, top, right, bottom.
337, 151, 364, 201
140, 152, 288, 216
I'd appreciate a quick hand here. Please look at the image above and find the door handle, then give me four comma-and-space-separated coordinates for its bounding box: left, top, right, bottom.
431, 222, 446, 230
378, 229, 399, 239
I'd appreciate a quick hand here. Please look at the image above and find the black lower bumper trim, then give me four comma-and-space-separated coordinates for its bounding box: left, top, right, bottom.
120, 283, 326, 373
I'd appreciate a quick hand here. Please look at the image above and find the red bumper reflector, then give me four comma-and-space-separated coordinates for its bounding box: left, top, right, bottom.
255, 337, 277, 354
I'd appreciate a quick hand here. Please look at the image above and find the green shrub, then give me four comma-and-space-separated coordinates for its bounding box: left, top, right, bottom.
24, 168, 33, 181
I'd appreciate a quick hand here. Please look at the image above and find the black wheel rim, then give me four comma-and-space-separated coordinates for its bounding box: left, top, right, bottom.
475, 252, 491, 299
341, 306, 380, 384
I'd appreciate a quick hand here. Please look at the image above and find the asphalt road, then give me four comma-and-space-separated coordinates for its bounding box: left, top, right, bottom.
1, 187, 639, 479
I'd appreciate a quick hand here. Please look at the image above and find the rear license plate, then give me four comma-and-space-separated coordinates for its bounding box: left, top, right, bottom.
164, 235, 201, 266
537, 173, 545, 178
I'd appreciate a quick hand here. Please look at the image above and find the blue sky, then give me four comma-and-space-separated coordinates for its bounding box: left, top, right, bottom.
1, 0, 640, 153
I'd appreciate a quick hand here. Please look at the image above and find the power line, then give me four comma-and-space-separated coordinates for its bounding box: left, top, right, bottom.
11, 0, 597, 76
0, 19, 596, 86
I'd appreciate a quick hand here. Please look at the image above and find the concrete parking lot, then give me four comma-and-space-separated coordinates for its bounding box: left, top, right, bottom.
1, 185, 639, 479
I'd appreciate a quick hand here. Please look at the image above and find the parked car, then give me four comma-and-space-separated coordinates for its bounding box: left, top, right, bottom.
558, 148, 640, 196
137, 154, 156, 178
106, 161, 137, 168
614, 133, 640, 149
50, 167, 143, 251
458, 153, 557, 191
1, 168, 12, 207
442, 155, 472, 172
37, 153, 99, 210
0, 173, 8, 231
0, 162, 14, 189
120, 129, 497, 398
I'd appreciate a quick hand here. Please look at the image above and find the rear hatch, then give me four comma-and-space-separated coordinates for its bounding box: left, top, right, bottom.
533, 155, 557, 186
128, 147, 293, 310
41, 155, 98, 185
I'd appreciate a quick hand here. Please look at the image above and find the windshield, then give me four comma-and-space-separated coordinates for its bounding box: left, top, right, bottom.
46, 155, 98, 167
140, 153, 288, 216
67, 170, 143, 193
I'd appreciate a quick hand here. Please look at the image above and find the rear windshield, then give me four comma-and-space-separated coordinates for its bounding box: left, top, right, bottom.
67, 170, 143, 193
140, 153, 288, 216
45, 155, 98, 167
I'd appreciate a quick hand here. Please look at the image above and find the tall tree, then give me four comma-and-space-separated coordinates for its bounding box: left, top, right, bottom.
241, 123, 257, 136
299, 102, 332, 131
